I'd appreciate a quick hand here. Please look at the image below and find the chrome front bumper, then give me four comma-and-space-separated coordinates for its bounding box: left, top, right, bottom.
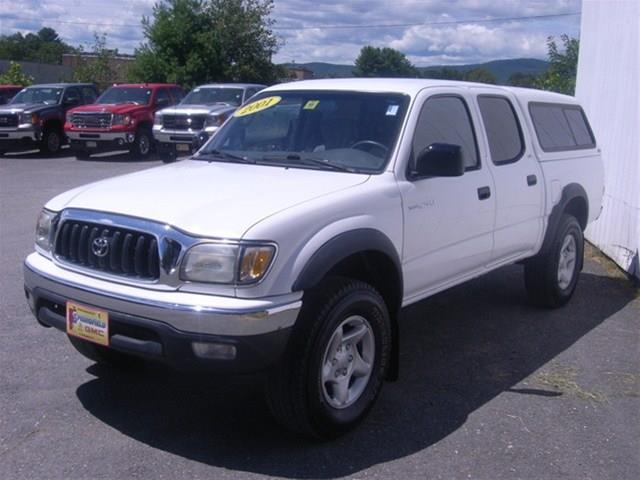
0, 127, 38, 141
65, 131, 134, 142
24, 252, 302, 337
152, 126, 219, 143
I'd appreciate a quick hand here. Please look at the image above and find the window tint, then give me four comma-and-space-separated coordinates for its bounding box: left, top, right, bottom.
81, 86, 97, 104
412, 96, 479, 170
478, 96, 524, 164
155, 88, 171, 106
63, 88, 81, 103
529, 103, 595, 151
565, 109, 593, 146
170, 87, 185, 103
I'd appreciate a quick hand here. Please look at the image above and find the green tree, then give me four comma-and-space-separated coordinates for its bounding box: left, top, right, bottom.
535, 34, 579, 95
353, 46, 418, 78
464, 67, 497, 84
508, 72, 539, 88
73, 34, 119, 89
130, 0, 281, 87
0, 27, 76, 64
0, 61, 33, 86
421, 67, 464, 80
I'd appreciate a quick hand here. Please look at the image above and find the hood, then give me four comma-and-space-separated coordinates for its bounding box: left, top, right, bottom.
0, 103, 55, 114
159, 103, 236, 116
69, 103, 148, 115
46, 159, 369, 239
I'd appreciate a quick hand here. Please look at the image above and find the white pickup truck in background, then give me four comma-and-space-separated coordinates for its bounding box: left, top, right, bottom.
24, 79, 604, 438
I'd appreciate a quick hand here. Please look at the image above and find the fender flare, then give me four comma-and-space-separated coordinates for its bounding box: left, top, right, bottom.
538, 182, 589, 260
292, 228, 402, 296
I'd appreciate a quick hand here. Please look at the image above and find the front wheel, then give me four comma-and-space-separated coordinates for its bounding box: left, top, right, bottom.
266, 278, 391, 439
524, 214, 584, 308
128, 128, 152, 159
40, 127, 62, 154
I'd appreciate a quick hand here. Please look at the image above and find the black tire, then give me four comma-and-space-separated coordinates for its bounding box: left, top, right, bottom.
67, 335, 137, 368
128, 127, 152, 159
266, 277, 392, 439
159, 150, 176, 163
524, 214, 584, 308
40, 127, 62, 154
72, 149, 90, 160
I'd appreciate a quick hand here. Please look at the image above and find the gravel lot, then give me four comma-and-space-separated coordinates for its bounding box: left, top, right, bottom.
1, 149, 638, 480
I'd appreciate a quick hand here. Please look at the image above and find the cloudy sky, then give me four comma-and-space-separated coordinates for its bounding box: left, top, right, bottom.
1, 0, 581, 66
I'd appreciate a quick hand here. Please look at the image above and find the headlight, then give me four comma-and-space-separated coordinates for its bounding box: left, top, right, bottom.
153, 112, 163, 125
19, 112, 38, 125
205, 115, 224, 127
35, 209, 55, 253
180, 242, 275, 284
113, 114, 132, 126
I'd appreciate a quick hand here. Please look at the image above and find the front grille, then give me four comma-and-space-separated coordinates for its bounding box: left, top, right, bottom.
71, 113, 112, 129
54, 220, 160, 280
162, 114, 206, 130
0, 114, 18, 127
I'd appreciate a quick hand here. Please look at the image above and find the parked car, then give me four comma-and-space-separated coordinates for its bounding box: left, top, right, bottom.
0, 85, 22, 105
65, 83, 184, 159
24, 79, 604, 438
153, 83, 265, 162
0, 83, 98, 155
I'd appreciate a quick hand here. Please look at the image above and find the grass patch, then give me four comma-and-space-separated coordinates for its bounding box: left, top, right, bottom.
535, 365, 608, 404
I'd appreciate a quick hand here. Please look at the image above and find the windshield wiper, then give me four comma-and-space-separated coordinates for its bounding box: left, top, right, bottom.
196, 149, 255, 164
261, 153, 354, 172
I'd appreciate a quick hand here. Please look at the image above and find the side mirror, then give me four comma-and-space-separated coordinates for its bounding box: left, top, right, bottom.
414, 143, 465, 177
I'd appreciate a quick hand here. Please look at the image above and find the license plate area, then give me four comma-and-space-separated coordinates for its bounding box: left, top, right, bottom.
86, 141, 97, 148
176, 143, 190, 152
66, 301, 109, 346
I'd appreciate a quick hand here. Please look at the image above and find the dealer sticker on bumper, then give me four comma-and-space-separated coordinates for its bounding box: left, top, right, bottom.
66, 301, 109, 346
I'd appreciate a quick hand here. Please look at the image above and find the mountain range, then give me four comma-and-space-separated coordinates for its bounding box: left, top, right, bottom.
283, 58, 549, 84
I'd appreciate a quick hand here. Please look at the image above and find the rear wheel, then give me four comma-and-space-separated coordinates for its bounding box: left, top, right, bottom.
525, 214, 584, 308
40, 127, 62, 154
266, 277, 391, 439
68, 335, 137, 368
128, 127, 152, 159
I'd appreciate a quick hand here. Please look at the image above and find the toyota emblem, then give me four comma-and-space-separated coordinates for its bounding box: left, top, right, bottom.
92, 237, 110, 258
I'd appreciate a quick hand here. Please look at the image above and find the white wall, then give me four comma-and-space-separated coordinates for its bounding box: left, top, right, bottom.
575, 0, 639, 280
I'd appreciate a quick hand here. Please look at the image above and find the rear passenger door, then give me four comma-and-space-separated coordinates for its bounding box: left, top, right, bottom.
473, 89, 544, 263
401, 89, 496, 300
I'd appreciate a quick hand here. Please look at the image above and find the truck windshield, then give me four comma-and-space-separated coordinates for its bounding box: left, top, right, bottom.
97, 87, 152, 105
11, 87, 63, 105
181, 87, 245, 106
198, 91, 410, 174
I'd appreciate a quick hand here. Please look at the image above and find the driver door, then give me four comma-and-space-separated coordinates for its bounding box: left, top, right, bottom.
400, 89, 496, 302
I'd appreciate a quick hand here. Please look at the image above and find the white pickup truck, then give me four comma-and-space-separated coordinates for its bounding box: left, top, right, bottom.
24, 79, 604, 438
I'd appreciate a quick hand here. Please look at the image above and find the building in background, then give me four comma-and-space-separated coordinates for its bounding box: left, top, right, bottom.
62, 52, 135, 84
0, 59, 72, 83
288, 66, 314, 80
576, 0, 639, 280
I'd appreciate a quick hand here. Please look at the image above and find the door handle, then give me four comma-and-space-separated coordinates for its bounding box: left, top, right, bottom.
477, 186, 491, 200
527, 174, 537, 186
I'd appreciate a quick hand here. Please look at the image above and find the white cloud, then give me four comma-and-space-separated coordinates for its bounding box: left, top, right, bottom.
1, 0, 581, 65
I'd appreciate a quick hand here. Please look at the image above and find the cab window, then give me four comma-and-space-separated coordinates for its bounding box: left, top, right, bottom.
412, 95, 479, 172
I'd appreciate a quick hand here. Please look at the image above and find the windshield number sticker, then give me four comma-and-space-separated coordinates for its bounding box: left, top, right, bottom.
303, 100, 320, 110
386, 105, 399, 116
234, 96, 282, 117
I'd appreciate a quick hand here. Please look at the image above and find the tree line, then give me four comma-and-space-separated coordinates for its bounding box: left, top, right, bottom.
0, 0, 578, 95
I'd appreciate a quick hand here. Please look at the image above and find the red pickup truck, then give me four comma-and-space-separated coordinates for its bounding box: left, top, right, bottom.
65, 83, 184, 159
